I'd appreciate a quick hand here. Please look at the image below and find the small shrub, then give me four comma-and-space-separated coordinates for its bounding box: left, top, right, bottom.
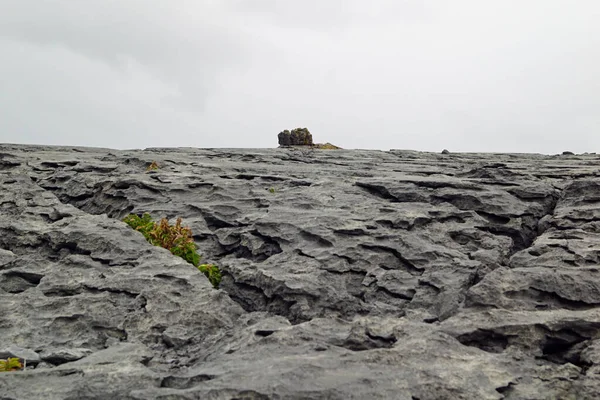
146, 161, 160, 171
0, 358, 22, 372
268, 187, 275, 194
123, 213, 221, 288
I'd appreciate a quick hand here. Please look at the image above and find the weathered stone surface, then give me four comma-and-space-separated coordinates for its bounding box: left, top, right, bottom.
1, 144, 600, 398
278, 130, 292, 146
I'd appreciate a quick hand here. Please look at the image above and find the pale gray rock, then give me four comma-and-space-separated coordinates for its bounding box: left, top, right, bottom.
40, 348, 94, 364
2, 144, 600, 399
0, 345, 40, 365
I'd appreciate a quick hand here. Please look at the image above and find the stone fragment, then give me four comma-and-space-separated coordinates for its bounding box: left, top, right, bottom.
0, 346, 40, 365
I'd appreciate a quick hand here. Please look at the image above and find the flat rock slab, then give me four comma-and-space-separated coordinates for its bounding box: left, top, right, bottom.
1, 145, 600, 399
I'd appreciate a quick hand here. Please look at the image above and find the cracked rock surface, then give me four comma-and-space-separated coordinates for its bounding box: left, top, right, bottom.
1, 144, 600, 399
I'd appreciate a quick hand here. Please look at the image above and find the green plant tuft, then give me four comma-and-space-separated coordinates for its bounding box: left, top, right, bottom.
0, 358, 22, 372
146, 161, 160, 171
123, 213, 221, 288
198, 263, 222, 289
123, 213, 155, 238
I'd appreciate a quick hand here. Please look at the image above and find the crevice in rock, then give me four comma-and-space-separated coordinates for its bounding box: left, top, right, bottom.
489, 192, 561, 261
3, 270, 44, 285
160, 374, 215, 389
0, 228, 93, 262
82, 284, 140, 299
359, 244, 424, 276
197, 210, 240, 231
417, 279, 441, 294
250, 230, 284, 258
562, 216, 600, 225
475, 211, 511, 224
38, 211, 69, 224
52, 190, 97, 205
215, 230, 282, 262
469, 268, 486, 287
93, 325, 128, 343
220, 278, 304, 324
187, 181, 214, 189
475, 216, 540, 257
42, 355, 83, 366
0, 159, 21, 170
506, 288, 599, 311
340, 330, 397, 351
35, 178, 149, 219
28, 240, 94, 263
288, 179, 312, 187
449, 231, 475, 246
254, 329, 276, 337
0, 270, 44, 293
295, 249, 315, 259
42, 287, 83, 297
536, 327, 593, 368
54, 368, 85, 377
230, 390, 273, 400
40, 161, 79, 168
475, 180, 521, 188
331, 253, 358, 265
153, 274, 192, 289
430, 193, 486, 210
299, 230, 334, 248
376, 286, 415, 301
455, 329, 510, 353
365, 331, 397, 347
235, 174, 288, 182
355, 182, 425, 202
53, 241, 92, 257
137, 295, 148, 312
354, 182, 398, 202
334, 227, 369, 236
410, 180, 484, 191
495, 382, 515, 396
77, 192, 133, 219
546, 243, 581, 259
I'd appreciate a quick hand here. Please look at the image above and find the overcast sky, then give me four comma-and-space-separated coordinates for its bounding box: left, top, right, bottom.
1, 1, 599, 153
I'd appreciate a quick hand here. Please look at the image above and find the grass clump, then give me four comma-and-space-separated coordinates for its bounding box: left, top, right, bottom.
123, 213, 221, 288
146, 161, 160, 171
0, 358, 22, 372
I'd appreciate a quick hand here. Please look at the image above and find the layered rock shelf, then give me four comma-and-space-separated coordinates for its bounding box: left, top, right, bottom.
1, 144, 600, 399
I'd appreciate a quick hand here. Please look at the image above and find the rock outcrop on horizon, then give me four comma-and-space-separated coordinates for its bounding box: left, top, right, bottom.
278, 128, 314, 146
1, 144, 600, 399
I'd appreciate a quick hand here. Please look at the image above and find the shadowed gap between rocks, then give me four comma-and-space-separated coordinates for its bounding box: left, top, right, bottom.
219, 278, 305, 324
455, 324, 599, 370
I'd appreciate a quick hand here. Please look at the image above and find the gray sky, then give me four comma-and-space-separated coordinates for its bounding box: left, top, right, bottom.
1, 1, 599, 153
